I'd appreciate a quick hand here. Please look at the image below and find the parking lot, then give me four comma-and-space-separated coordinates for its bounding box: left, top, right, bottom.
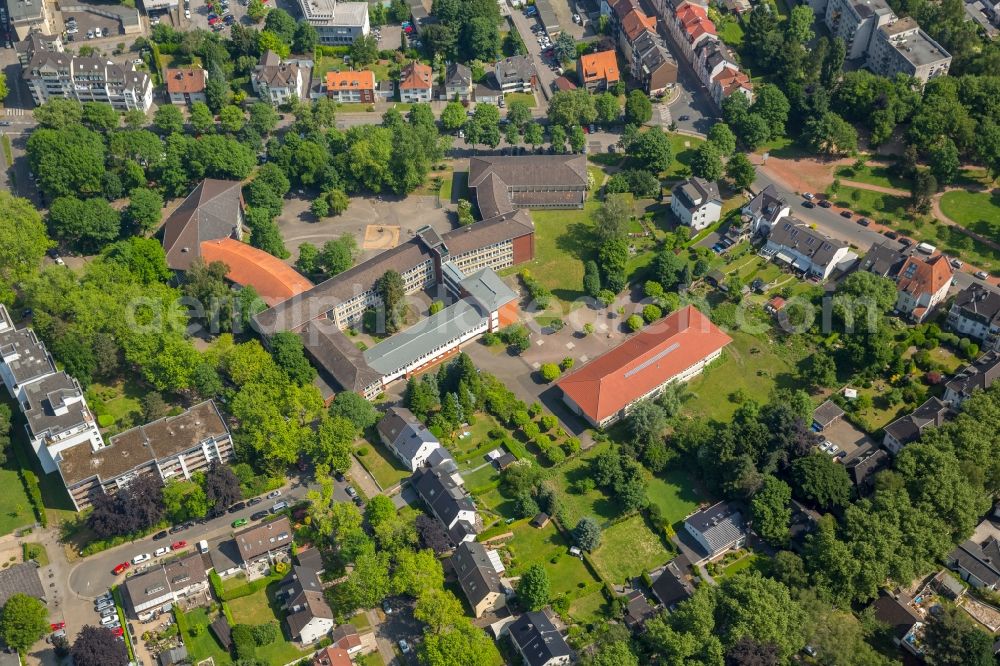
62, 11, 124, 44
183, 0, 256, 35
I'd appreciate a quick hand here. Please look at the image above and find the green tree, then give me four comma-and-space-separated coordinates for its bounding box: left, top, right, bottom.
804, 352, 837, 389
547, 88, 597, 128
923, 605, 994, 666
750, 84, 790, 138
350, 33, 379, 66
247, 0, 267, 21
190, 101, 215, 134
245, 207, 289, 258
0, 594, 48, 653
33, 98, 83, 128
691, 141, 724, 181
628, 128, 672, 173
804, 111, 857, 156
441, 101, 466, 132
540, 363, 561, 382
751, 476, 792, 546
264, 7, 296, 43
929, 138, 959, 186
420, 618, 500, 665
377, 270, 406, 334
329, 391, 379, 431
725, 152, 756, 190
708, 122, 737, 156
791, 453, 851, 511
219, 105, 245, 134
574, 516, 602, 551
320, 234, 357, 276
293, 21, 318, 53
0, 192, 52, 303
506, 100, 532, 129
524, 122, 544, 148
82, 102, 119, 132
269, 331, 316, 385
154, 104, 185, 134
592, 193, 631, 243
595, 91, 620, 126
517, 564, 550, 611
47, 196, 121, 252
162, 479, 209, 522
124, 188, 163, 233
553, 32, 576, 62
26, 126, 106, 198
625, 90, 653, 124
311, 415, 356, 471
249, 102, 280, 135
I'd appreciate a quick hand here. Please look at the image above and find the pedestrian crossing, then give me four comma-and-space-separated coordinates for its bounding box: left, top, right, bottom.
2, 108, 29, 117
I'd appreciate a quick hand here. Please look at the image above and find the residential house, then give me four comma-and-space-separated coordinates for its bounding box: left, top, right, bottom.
666, 1, 716, 64
411, 466, 479, 545
444, 62, 473, 100
329, 625, 363, 655
376, 407, 441, 472
474, 73, 504, 105
650, 557, 694, 610
280, 562, 334, 644
494, 55, 537, 94
944, 351, 1000, 406
121, 553, 209, 620
947, 535, 1000, 589
578, 50, 620, 92
557, 306, 732, 428
623, 590, 657, 629
872, 593, 923, 654
762, 219, 854, 280
451, 541, 506, 618
882, 396, 950, 454
843, 444, 888, 495
164, 67, 208, 105
234, 516, 293, 569
398, 61, 433, 102
812, 400, 845, 431
506, 610, 572, 666
694, 40, 736, 91
0, 563, 46, 607
710, 65, 753, 105
946, 284, 1000, 351
868, 17, 951, 84
312, 647, 352, 666
860, 241, 908, 278
158, 646, 190, 666
21, 42, 153, 111
743, 184, 790, 235
58, 400, 234, 512
893, 254, 953, 323
629, 30, 678, 95
252, 51, 310, 105
325, 70, 375, 103
670, 177, 721, 230
683, 501, 748, 560
295, 0, 370, 45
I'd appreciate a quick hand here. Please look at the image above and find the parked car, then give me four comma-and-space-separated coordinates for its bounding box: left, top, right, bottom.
50, 622, 65, 631
950, 258, 964, 269
100, 607, 117, 619
271, 501, 288, 513
899, 237, 912, 246
346, 486, 358, 498
168, 524, 186, 535
228, 501, 246, 514
251, 510, 269, 521
231, 518, 248, 528
818, 199, 832, 208
857, 218, 870, 226
802, 192, 815, 200
678, 114, 690, 121
383, 599, 393, 614
185, 9, 191, 18
131, 553, 151, 565
171, 541, 187, 550
398, 639, 411, 654
353, 496, 364, 506
975, 270, 990, 280
267, 489, 282, 499
100, 615, 117, 626
247, 497, 263, 506
112, 627, 124, 637
884, 230, 898, 239
801, 201, 815, 209
112, 562, 130, 575
154, 547, 170, 557
153, 530, 168, 541
839, 210, 852, 218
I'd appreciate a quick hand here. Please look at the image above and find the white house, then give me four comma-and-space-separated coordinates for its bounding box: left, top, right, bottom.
375, 407, 440, 472
894, 254, 953, 323
506, 610, 571, 666
743, 185, 790, 235
946, 284, 1000, 351
252, 51, 309, 105
398, 61, 433, 102
281, 564, 334, 644
683, 501, 747, 561
763, 218, 855, 280
670, 177, 721, 230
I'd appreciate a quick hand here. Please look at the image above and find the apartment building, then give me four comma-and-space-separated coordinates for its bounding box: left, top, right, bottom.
824, 0, 895, 60
7, 0, 55, 41
0, 305, 57, 399
627, 29, 677, 95
22, 371, 105, 476
296, 0, 370, 45
494, 55, 537, 94
252, 51, 310, 105
20, 36, 153, 111
443, 62, 473, 101
165, 67, 208, 105
670, 177, 722, 230
398, 61, 433, 102
324, 70, 375, 103
121, 553, 209, 620
666, 0, 716, 62
947, 284, 1000, 351
57, 401, 234, 511
867, 18, 951, 84
14, 31, 60, 67
763, 219, 855, 280
578, 50, 620, 92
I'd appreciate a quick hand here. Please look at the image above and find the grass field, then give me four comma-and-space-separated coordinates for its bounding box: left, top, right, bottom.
552, 443, 622, 527
717, 17, 744, 47
504, 92, 537, 108
939, 190, 1000, 241
666, 134, 705, 180
834, 164, 910, 190
590, 515, 672, 584
830, 186, 915, 227
358, 653, 384, 666
684, 329, 804, 423
355, 441, 410, 490
0, 466, 35, 536
646, 468, 701, 527
505, 520, 603, 616
183, 608, 233, 665
86, 379, 144, 433
228, 584, 311, 665
714, 552, 764, 581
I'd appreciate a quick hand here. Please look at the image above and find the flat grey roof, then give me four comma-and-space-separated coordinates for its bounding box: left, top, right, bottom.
0, 306, 56, 387
21, 371, 89, 441
459, 268, 517, 313
883, 20, 951, 66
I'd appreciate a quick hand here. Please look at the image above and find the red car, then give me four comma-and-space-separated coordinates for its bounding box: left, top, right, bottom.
112, 562, 130, 575
171, 540, 187, 551
50, 622, 65, 631
112, 627, 124, 637
208, 16, 218, 24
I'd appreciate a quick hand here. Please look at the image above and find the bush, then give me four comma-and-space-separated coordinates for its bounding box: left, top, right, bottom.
642, 304, 662, 323
252, 622, 278, 646
562, 437, 581, 455
209, 570, 224, 599
560, 357, 574, 371
540, 363, 561, 382
232, 624, 257, 660
626, 314, 644, 332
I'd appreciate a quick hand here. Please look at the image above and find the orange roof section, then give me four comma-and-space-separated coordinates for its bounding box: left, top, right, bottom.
621, 8, 656, 41
325, 70, 376, 92
557, 305, 732, 424
897, 254, 953, 297
579, 50, 620, 84
165, 68, 208, 94
400, 62, 433, 90
200, 237, 314, 307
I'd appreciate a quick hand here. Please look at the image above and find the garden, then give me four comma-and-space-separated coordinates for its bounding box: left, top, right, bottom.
589, 514, 673, 584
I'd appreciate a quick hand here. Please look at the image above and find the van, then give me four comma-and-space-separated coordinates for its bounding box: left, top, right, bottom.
916, 242, 937, 255
198, 540, 209, 554
271, 501, 288, 513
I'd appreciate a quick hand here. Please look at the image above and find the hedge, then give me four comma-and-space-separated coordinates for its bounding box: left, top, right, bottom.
10, 439, 46, 527
221, 602, 235, 625
174, 604, 189, 636
209, 570, 224, 599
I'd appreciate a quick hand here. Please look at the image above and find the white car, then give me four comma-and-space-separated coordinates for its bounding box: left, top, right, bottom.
86, 30, 94, 39
100, 614, 117, 626
802, 192, 815, 200
133, 58, 144, 65
267, 489, 281, 499
66, 26, 78, 34
185, 8, 191, 17
131, 553, 151, 565
154, 547, 170, 557
826, 444, 839, 455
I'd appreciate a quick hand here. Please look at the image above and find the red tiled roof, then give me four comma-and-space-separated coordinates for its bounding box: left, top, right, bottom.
897, 253, 953, 297
165, 67, 207, 94
554, 75, 577, 91
557, 305, 732, 423
313, 647, 352, 666
400, 61, 433, 90
326, 69, 375, 92
621, 8, 657, 42
200, 237, 314, 307
578, 50, 620, 85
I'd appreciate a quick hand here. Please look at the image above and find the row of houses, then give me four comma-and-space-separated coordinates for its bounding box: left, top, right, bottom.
586, 0, 678, 96
0, 304, 235, 512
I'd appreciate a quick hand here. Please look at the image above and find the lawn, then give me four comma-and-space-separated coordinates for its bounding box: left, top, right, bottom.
504, 92, 537, 108
504, 520, 602, 606
228, 583, 312, 665
684, 329, 804, 423
834, 163, 910, 190
645, 468, 701, 527
717, 17, 744, 47
713, 552, 764, 581
939, 190, 1000, 241
590, 515, 673, 584
86, 378, 144, 434
830, 186, 915, 227
0, 466, 36, 536
358, 653, 384, 666
666, 134, 705, 180
354, 441, 410, 491
552, 443, 622, 527
183, 608, 233, 665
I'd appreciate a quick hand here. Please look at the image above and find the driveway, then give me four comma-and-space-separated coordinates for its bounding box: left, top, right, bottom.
507, 10, 558, 102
